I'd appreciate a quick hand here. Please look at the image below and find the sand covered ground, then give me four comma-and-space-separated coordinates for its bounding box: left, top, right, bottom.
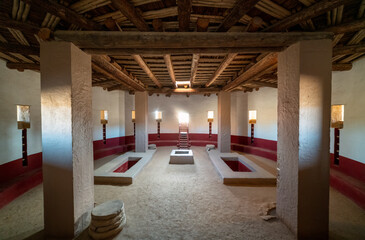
0, 146, 364, 239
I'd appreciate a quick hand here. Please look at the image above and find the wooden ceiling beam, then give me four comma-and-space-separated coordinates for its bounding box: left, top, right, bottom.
223, 53, 278, 91
92, 55, 145, 91
92, 80, 116, 86
6, 62, 39, 70
190, 54, 200, 85
332, 63, 352, 71
0, 42, 39, 55
205, 53, 238, 87
132, 54, 162, 88
178, 0, 192, 31
84, 47, 284, 55
148, 87, 221, 94
321, 18, 365, 34
111, 0, 150, 31
263, 0, 356, 32
164, 54, 177, 87
248, 81, 277, 88
333, 43, 365, 56
29, 0, 103, 30
0, 14, 51, 40
217, 0, 261, 32
55, 31, 333, 49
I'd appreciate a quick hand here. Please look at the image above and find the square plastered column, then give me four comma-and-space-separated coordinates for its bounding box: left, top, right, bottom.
135, 91, 148, 152
277, 39, 331, 239
41, 42, 94, 238
218, 91, 231, 152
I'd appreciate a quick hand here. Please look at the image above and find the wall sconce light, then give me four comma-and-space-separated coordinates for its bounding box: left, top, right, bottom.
100, 110, 108, 144
331, 105, 344, 165
155, 111, 162, 139
132, 110, 136, 136
207, 111, 214, 138
249, 110, 257, 144
17, 105, 30, 166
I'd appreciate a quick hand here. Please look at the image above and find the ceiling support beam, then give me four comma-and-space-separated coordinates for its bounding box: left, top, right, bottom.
111, 0, 149, 31
6, 62, 40, 71
332, 63, 352, 71
84, 47, 284, 55
248, 81, 278, 88
190, 54, 200, 85
132, 54, 162, 88
148, 87, 221, 94
321, 18, 365, 34
333, 43, 365, 56
92, 55, 145, 91
0, 14, 50, 39
0, 42, 39, 55
30, 0, 103, 30
223, 53, 278, 91
54, 31, 333, 50
163, 54, 176, 87
217, 0, 261, 32
263, 0, 355, 32
178, 0, 192, 31
205, 53, 238, 87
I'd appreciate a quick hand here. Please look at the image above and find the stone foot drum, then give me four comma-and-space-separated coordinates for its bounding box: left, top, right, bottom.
89, 200, 126, 240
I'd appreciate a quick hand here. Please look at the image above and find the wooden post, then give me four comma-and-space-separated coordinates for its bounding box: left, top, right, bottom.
22, 129, 28, 166
250, 124, 254, 144
157, 121, 161, 139
334, 128, 340, 165
209, 122, 212, 139
103, 124, 106, 144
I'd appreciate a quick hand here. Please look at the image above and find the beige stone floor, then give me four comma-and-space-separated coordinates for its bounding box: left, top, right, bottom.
0, 146, 364, 239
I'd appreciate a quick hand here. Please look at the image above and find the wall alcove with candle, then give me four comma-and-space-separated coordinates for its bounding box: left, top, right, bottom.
249, 110, 257, 144
17, 105, 30, 166
132, 110, 135, 136
207, 111, 214, 138
155, 111, 162, 139
100, 110, 108, 144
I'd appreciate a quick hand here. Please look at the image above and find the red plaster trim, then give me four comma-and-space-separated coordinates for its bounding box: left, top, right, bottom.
0, 152, 42, 183
330, 154, 365, 183
231, 135, 277, 151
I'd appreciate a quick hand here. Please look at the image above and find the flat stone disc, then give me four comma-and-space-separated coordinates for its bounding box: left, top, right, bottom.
91, 200, 124, 221
88, 217, 125, 240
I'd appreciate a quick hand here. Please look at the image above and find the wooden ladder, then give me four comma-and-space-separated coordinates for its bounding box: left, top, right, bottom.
177, 123, 191, 149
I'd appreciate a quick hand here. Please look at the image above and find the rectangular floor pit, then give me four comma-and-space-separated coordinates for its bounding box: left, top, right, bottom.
222, 157, 252, 172
113, 157, 141, 173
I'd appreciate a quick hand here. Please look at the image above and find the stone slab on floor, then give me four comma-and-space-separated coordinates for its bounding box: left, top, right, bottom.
94, 149, 156, 185
207, 149, 276, 186
169, 149, 194, 164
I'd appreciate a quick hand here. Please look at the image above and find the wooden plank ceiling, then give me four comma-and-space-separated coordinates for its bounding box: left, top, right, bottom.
0, 0, 364, 94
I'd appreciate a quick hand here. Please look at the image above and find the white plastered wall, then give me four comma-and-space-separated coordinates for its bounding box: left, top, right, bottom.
0, 60, 42, 165
247, 87, 278, 141
147, 94, 218, 134
0, 60, 127, 165
92, 87, 125, 140
331, 56, 365, 163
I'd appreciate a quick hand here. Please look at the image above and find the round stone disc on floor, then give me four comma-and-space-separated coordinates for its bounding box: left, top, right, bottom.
91, 214, 123, 228
91, 200, 124, 221
89, 219, 125, 240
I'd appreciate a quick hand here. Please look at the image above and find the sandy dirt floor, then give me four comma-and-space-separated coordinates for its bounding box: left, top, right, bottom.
0, 146, 364, 240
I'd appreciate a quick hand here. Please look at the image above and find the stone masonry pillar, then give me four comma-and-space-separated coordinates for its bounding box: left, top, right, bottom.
135, 91, 148, 152
218, 91, 231, 152
41, 42, 94, 238
277, 39, 332, 239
